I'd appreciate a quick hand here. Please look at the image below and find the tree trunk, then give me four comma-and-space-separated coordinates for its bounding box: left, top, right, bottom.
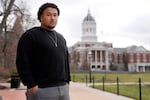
0, 0, 15, 34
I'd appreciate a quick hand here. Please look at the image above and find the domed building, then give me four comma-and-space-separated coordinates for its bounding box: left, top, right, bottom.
81, 10, 97, 42
69, 10, 150, 73
69, 10, 113, 72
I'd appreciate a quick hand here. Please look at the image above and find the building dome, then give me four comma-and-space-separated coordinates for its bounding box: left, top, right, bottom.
83, 10, 95, 22
81, 9, 97, 43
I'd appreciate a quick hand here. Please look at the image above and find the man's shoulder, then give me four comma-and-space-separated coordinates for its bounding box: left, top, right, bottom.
22, 27, 41, 36
20, 27, 40, 40
26, 27, 41, 33
55, 31, 64, 38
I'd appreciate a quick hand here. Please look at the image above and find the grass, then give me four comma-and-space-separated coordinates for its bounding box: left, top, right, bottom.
71, 73, 150, 100
71, 73, 150, 83
94, 85, 150, 100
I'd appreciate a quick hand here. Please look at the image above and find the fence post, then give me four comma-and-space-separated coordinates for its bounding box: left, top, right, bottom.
139, 78, 142, 100
102, 76, 105, 91
117, 76, 119, 95
86, 75, 88, 87
92, 76, 95, 88
72, 74, 75, 82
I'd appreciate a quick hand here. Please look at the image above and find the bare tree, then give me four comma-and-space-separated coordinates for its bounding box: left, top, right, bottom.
0, 0, 35, 70
0, 0, 16, 69
5, 14, 23, 71
0, 0, 15, 34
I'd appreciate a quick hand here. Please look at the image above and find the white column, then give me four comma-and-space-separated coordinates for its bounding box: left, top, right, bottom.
136, 65, 139, 72
143, 66, 146, 72
105, 50, 109, 70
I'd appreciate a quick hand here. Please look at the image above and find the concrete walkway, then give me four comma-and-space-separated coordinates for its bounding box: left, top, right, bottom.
0, 82, 135, 100
70, 82, 135, 100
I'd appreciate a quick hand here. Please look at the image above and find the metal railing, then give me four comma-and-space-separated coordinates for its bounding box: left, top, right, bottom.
72, 75, 144, 100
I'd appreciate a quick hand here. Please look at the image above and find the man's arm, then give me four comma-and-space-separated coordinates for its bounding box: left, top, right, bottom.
16, 32, 36, 89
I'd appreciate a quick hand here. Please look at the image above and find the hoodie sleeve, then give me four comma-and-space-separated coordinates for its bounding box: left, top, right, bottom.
16, 32, 36, 89
66, 50, 71, 83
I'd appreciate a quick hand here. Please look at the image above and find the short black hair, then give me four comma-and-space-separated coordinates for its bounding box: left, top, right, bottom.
37, 3, 60, 21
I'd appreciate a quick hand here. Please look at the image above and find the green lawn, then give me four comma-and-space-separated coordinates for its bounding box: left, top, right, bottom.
71, 73, 150, 82
94, 85, 150, 100
71, 73, 150, 100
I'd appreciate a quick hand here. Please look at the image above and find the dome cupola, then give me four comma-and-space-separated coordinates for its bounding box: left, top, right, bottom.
81, 9, 97, 43
83, 9, 95, 23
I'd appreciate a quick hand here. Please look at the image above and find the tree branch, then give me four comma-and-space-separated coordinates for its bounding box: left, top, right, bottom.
0, 0, 15, 34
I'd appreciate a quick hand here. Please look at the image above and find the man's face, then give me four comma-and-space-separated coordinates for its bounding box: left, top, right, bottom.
40, 7, 58, 29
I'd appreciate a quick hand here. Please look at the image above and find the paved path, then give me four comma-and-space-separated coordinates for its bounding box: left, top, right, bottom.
70, 82, 135, 100
0, 82, 135, 100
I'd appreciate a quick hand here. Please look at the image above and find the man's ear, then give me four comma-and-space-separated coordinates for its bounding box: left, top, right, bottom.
40, 18, 42, 22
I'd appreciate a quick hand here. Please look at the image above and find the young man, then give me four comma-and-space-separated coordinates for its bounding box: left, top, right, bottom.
16, 3, 70, 100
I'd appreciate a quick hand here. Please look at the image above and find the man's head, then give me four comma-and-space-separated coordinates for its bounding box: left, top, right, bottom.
38, 3, 60, 30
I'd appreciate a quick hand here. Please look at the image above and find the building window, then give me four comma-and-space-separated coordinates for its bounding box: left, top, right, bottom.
85, 44, 90, 47
97, 51, 100, 62
140, 53, 143, 63
86, 28, 88, 32
102, 65, 106, 70
146, 54, 150, 62
76, 52, 80, 62
92, 50, 95, 62
117, 54, 120, 64
111, 53, 114, 63
127, 53, 130, 63
133, 53, 137, 63
92, 65, 95, 69
102, 51, 105, 62
90, 28, 92, 32
97, 65, 100, 69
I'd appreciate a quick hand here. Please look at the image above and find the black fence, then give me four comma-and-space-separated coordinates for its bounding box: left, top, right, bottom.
72, 75, 144, 100
91, 76, 142, 100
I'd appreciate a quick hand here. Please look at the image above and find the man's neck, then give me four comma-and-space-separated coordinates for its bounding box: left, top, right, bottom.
41, 25, 54, 31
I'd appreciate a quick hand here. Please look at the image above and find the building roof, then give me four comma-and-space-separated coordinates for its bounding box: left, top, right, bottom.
126, 45, 148, 52
113, 48, 126, 54
113, 45, 149, 54
83, 9, 95, 22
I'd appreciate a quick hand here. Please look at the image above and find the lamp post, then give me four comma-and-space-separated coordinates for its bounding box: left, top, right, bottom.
88, 51, 92, 83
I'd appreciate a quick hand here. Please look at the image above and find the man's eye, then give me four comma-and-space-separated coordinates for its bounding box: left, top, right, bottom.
54, 15, 57, 17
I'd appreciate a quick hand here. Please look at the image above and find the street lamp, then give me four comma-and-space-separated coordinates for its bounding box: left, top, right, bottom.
88, 51, 92, 83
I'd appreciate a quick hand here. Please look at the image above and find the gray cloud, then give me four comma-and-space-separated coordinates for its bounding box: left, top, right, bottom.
120, 14, 150, 49
123, 14, 150, 34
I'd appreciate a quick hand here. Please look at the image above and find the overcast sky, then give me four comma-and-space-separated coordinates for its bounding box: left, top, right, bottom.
21, 0, 150, 49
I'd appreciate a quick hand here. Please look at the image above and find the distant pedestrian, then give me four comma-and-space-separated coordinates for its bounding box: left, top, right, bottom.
16, 2, 71, 100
